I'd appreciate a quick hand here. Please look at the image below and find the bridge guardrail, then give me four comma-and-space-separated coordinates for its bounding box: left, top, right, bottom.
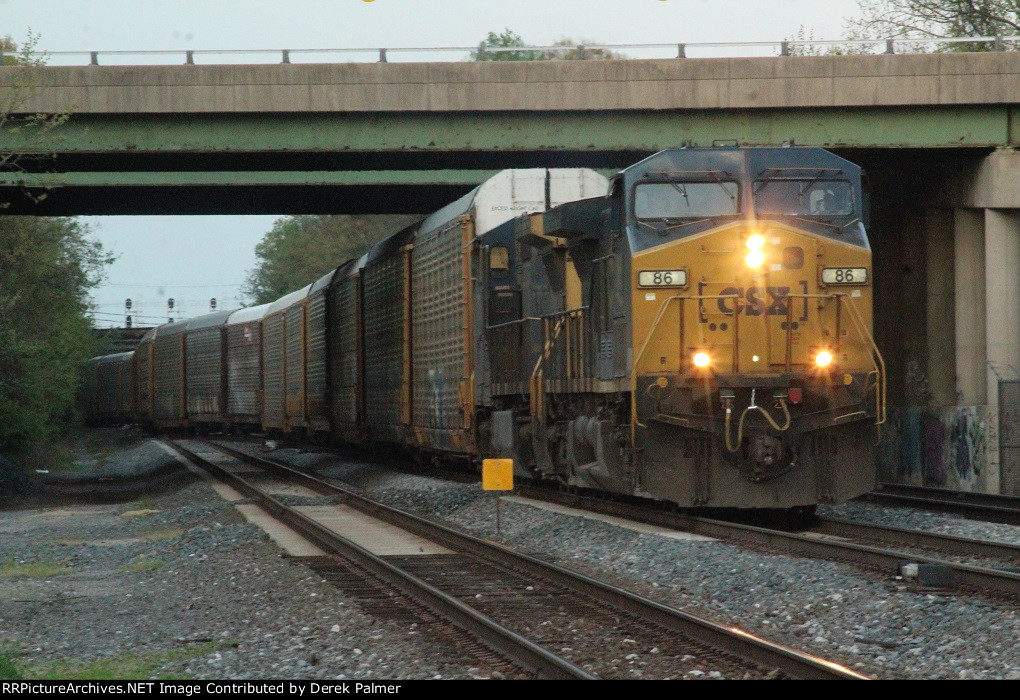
3, 36, 1019, 66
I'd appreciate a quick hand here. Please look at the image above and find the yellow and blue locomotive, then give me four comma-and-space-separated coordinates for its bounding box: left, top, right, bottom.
479, 147, 883, 509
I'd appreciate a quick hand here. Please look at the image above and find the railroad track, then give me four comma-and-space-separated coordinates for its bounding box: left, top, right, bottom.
165, 437, 868, 681
863, 483, 1020, 526
514, 485, 1020, 599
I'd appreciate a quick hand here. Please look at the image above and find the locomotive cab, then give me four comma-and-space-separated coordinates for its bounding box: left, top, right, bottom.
501, 148, 883, 510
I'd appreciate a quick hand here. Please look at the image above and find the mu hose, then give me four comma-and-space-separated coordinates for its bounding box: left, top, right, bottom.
724, 399, 792, 453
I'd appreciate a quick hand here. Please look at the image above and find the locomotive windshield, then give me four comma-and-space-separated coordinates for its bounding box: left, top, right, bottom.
754, 179, 853, 217
634, 181, 739, 220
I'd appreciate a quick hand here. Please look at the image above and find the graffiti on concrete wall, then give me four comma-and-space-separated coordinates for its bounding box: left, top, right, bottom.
878, 406, 987, 490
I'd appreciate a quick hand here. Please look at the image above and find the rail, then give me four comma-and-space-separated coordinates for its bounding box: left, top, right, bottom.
7, 36, 1020, 66
193, 438, 870, 680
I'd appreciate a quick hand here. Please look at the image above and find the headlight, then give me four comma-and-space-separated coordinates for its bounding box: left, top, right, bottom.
693, 351, 711, 369
746, 234, 764, 251
814, 350, 834, 368
745, 249, 765, 268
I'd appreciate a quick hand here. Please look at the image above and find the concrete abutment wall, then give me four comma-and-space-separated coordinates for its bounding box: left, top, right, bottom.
871, 150, 1020, 494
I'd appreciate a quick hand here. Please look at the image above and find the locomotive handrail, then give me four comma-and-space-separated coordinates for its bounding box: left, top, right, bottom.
528, 308, 587, 430
629, 291, 885, 445
630, 293, 740, 444
486, 305, 589, 331
837, 294, 887, 431
781, 292, 886, 431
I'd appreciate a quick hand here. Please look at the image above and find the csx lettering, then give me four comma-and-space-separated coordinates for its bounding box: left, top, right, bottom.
716, 287, 792, 317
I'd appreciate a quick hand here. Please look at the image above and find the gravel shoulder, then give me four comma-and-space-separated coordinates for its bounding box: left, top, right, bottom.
0, 438, 512, 680
238, 442, 1020, 681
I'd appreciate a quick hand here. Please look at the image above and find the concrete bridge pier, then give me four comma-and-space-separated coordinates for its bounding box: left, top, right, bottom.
913, 151, 1020, 494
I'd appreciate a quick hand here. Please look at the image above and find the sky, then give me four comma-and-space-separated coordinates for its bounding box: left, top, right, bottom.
2, 0, 866, 327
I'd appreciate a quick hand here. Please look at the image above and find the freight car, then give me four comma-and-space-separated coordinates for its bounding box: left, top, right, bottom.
83, 149, 883, 511
80, 351, 134, 424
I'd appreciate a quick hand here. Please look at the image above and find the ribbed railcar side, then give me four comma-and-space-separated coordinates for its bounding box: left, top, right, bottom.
225, 304, 269, 427
411, 218, 472, 453
305, 268, 337, 434
328, 259, 363, 442
186, 327, 223, 422
261, 285, 311, 433
184, 310, 233, 425
362, 239, 413, 444
262, 311, 286, 431
152, 321, 189, 428
115, 352, 134, 419
134, 328, 156, 423
284, 302, 306, 429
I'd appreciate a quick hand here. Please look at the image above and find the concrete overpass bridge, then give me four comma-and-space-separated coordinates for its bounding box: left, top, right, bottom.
1, 52, 1019, 214
1, 52, 1018, 495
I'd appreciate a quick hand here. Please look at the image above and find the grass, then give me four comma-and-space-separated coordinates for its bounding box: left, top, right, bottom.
19, 641, 235, 680
0, 654, 23, 681
129, 496, 157, 511
121, 560, 164, 573
0, 562, 72, 580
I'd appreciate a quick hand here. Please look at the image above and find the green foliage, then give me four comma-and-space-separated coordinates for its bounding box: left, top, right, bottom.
0, 654, 23, 681
0, 217, 113, 455
242, 215, 416, 305
0, 561, 72, 580
472, 29, 625, 61
785, 25, 876, 56
19, 641, 233, 680
1, 32, 68, 208
472, 29, 545, 61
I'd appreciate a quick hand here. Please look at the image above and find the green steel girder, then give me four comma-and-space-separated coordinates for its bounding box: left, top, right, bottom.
1, 106, 1016, 160
0, 170, 509, 187
0, 104, 1014, 214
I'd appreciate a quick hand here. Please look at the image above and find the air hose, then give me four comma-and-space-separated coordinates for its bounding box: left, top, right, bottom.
723, 388, 792, 453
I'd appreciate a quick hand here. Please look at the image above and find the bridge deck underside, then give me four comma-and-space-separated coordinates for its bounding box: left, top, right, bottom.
0, 107, 1012, 214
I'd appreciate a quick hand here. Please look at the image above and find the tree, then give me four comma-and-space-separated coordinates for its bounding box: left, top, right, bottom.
784, 25, 876, 56
242, 215, 418, 305
472, 29, 545, 61
848, 0, 1020, 48
0, 216, 114, 454
472, 29, 625, 61
1, 32, 68, 208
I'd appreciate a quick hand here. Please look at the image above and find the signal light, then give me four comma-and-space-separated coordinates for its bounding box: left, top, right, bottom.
814, 350, 834, 368
693, 351, 711, 368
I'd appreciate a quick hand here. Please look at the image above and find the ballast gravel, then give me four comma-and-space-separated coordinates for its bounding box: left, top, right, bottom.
0, 438, 515, 680
242, 443, 1020, 681
820, 500, 1020, 547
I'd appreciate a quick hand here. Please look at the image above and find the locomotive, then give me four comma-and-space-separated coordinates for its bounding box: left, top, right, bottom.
83, 147, 883, 510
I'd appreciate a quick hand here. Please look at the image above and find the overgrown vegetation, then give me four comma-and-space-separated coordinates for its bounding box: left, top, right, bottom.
472, 29, 625, 61
0, 653, 23, 681
6, 641, 233, 680
0, 34, 112, 466
0, 217, 113, 454
850, 0, 1020, 46
0, 561, 71, 580
242, 214, 416, 305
